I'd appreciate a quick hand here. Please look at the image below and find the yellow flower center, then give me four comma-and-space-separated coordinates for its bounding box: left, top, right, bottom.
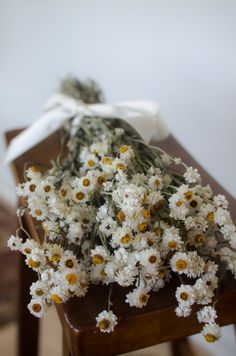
176, 200, 183, 207
143, 209, 150, 219
148, 255, 157, 264
44, 185, 51, 192
99, 319, 110, 330
207, 212, 214, 221
116, 163, 125, 170
76, 192, 85, 200
35, 209, 42, 216
87, 159, 95, 167
97, 176, 106, 184
119, 145, 129, 153
65, 259, 74, 268
51, 294, 62, 304
32, 303, 41, 313
24, 247, 32, 254
138, 222, 148, 232
102, 157, 112, 165
139, 293, 149, 305
180, 292, 189, 301
36, 289, 44, 297
29, 184, 36, 192
120, 234, 131, 244
28, 258, 40, 268
175, 259, 187, 271
82, 178, 90, 187
117, 210, 126, 222
195, 234, 205, 244
30, 166, 40, 173
66, 273, 77, 285
155, 179, 161, 186
189, 199, 198, 208
184, 191, 193, 200
50, 254, 61, 263
168, 241, 177, 249
92, 254, 104, 265
204, 334, 217, 343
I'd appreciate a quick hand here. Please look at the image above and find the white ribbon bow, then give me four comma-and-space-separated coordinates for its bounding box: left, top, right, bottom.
5, 93, 169, 163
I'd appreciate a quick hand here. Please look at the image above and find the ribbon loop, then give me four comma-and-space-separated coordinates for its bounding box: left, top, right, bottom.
5, 94, 169, 163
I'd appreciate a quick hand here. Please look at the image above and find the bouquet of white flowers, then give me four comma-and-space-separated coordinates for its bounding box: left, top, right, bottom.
8, 79, 236, 342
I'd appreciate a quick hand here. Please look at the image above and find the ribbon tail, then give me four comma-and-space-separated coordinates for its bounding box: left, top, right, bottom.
5, 108, 72, 164
89, 101, 169, 143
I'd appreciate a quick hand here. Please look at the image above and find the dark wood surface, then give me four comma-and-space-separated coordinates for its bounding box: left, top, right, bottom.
5, 129, 236, 356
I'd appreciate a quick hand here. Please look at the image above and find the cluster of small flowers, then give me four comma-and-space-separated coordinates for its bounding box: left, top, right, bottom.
8, 235, 88, 317
8, 119, 236, 340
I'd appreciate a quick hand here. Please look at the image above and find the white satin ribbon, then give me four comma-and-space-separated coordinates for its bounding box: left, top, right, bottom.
5, 93, 169, 163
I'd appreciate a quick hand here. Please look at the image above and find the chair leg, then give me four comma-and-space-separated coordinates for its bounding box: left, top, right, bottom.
18, 252, 40, 356
62, 330, 71, 356
170, 337, 196, 356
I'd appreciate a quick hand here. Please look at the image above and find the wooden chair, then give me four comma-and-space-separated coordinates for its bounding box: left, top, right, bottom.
5, 129, 236, 356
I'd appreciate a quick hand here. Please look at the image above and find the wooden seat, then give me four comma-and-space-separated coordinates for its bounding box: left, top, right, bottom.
5, 129, 236, 356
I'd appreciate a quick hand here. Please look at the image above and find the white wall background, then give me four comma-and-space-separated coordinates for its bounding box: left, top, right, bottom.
1, 0, 236, 204
0, 1, 236, 354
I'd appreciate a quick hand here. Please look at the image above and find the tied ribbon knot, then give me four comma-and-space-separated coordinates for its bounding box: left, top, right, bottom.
5, 93, 169, 163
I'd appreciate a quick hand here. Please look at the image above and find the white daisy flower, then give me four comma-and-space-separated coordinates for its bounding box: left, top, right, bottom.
67, 222, 84, 245
59, 251, 79, 270
28, 298, 47, 318
115, 265, 138, 287
99, 217, 118, 236
7, 234, 23, 251
201, 323, 221, 342
175, 304, 192, 318
46, 244, 64, 264
28, 196, 48, 221
169, 193, 189, 221
187, 251, 205, 278
138, 248, 161, 270
25, 166, 42, 181
213, 194, 229, 209
25, 252, 46, 272
148, 175, 164, 190
214, 207, 232, 227
118, 145, 134, 160
30, 280, 49, 298
161, 227, 183, 251
146, 191, 164, 206
170, 252, 190, 275
175, 284, 195, 306
41, 268, 58, 284
125, 287, 150, 308
83, 154, 99, 170
184, 167, 201, 184
21, 180, 40, 197
91, 246, 109, 265
96, 310, 118, 333
111, 227, 133, 248
49, 285, 69, 304
194, 279, 214, 305
197, 306, 217, 324
112, 158, 127, 172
